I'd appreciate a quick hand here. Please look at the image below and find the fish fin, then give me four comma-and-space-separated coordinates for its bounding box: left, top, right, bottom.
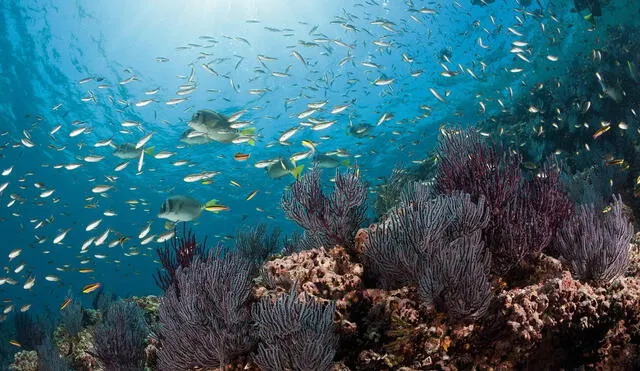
291, 165, 304, 180
144, 147, 155, 155
341, 159, 351, 168
248, 139, 256, 146
240, 128, 256, 135
108, 143, 117, 149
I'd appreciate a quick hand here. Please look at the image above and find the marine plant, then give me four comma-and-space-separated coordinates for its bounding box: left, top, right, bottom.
281, 167, 368, 251
60, 301, 82, 339
37, 335, 71, 371
156, 251, 254, 369
14, 312, 45, 351
93, 301, 149, 371
485, 160, 574, 274
154, 225, 209, 292
363, 184, 493, 321
363, 185, 490, 289
435, 129, 573, 274
555, 194, 633, 283
418, 231, 492, 321
252, 285, 338, 371
234, 223, 281, 269
281, 230, 332, 256
374, 166, 417, 218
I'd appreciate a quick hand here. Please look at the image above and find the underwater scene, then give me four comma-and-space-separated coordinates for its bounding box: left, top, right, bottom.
2, 0, 640, 369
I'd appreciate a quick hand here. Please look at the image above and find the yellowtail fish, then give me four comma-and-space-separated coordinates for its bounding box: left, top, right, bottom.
592, 125, 610, 139
82, 282, 101, 294
246, 190, 259, 201
60, 297, 72, 310
204, 203, 230, 212
234, 153, 250, 161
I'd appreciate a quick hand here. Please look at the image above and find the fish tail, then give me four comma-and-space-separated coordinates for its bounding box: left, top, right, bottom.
240, 127, 256, 135
291, 165, 304, 180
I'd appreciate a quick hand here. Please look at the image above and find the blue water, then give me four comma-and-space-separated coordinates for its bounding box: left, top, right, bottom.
0, 0, 637, 335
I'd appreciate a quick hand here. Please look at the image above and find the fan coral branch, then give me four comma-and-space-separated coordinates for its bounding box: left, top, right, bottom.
94, 301, 148, 371
555, 194, 633, 283
252, 285, 338, 371
281, 167, 367, 249
418, 231, 492, 322
435, 128, 521, 215
235, 223, 281, 267
156, 252, 254, 370
154, 225, 208, 292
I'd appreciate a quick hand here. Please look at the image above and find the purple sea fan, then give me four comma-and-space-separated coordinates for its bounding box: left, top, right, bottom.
156, 252, 254, 370
555, 194, 633, 284
418, 231, 492, 322
362, 187, 490, 289
94, 301, 149, 371
435, 128, 522, 215
281, 167, 367, 250
252, 285, 338, 371
154, 225, 208, 292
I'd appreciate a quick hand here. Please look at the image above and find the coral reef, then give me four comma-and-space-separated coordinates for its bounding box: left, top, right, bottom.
8, 350, 37, 371
234, 223, 282, 270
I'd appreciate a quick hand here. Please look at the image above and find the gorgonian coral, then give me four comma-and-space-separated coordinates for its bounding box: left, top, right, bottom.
156, 252, 254, 370
94, 301, 148, 371
252, 286, 338, 371
154, 226, 209, 292
555, 194, 633, 283
281, 167, 367, 251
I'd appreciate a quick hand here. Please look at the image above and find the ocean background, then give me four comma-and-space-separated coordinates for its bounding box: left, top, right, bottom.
1, 0, 639, 360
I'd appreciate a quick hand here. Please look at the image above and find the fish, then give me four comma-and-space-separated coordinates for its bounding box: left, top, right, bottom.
94, 229, 110, 246
158, 195, 226, 222
266, 158, 304, 179
313, 153, 346, 169
23, 276, 35, 290
429, 88, 446, 103
85, 219, 102, 231
112, 143, 154, 159
8, 249, 21, 261
246, 190, 259, 201
82, 282, 101, 294
60, 298, 72, 310
349, 123, 373, 138
234, 153, 250, 161
592, 125, 610, 139
53, 229, 71, 244
180, 129, 213, 145
154, 151, 175, 159
156, 230, 175, 243
91, 185, 112, 193
135, 132, 154, 149
138, 222, 152, 239
188, 110, 254, 144
279, 127, 301, 143
45, 275, 60, 282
